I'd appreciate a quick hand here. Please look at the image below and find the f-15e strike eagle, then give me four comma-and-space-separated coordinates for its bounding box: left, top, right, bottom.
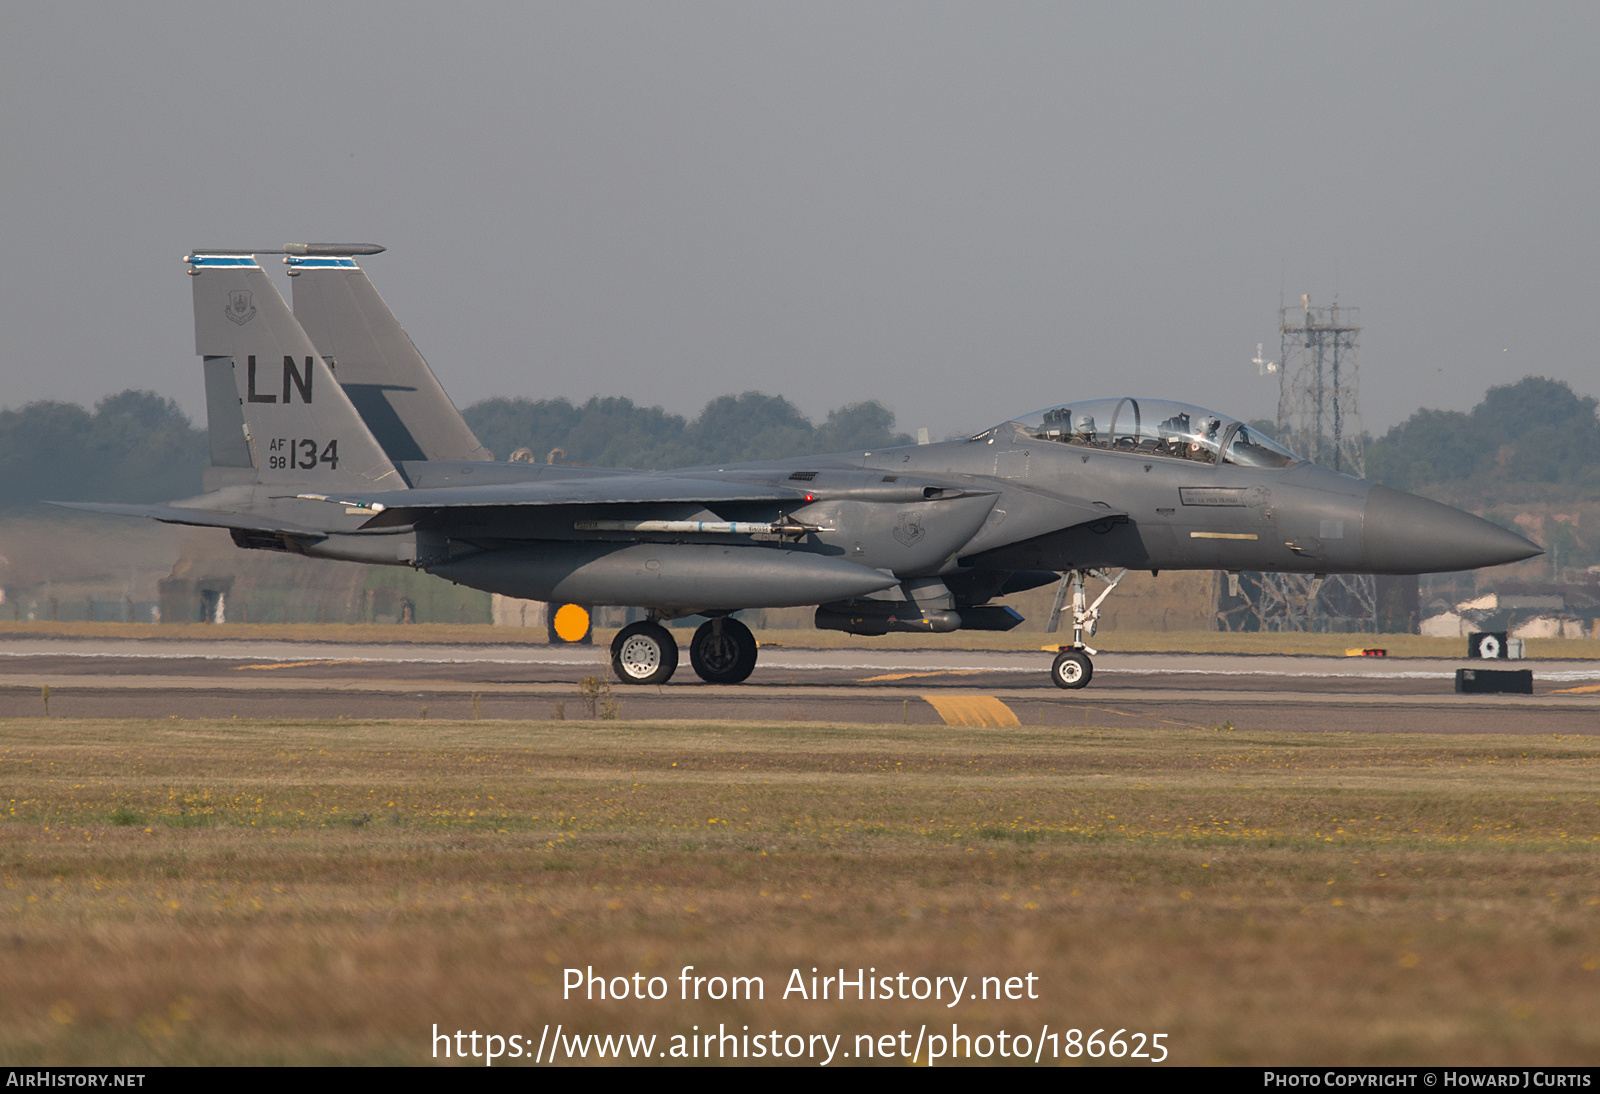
58, 245, 1542, 689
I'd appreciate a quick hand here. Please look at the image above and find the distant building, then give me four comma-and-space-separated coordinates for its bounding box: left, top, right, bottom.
1419, 581, 1600, 639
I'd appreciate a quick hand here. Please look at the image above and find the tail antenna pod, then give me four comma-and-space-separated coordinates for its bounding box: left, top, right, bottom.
283, 243, 386, 257
187, 243, 386, 258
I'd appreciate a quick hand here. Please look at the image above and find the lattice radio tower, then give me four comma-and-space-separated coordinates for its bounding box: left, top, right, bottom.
1218, 296, 1377, 632
1278, 296, 1364, 475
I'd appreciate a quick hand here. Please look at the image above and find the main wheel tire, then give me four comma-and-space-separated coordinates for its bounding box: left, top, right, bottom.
689, 617, 758, 684
1050, 649, 1093, 690
610, 621, 679, 685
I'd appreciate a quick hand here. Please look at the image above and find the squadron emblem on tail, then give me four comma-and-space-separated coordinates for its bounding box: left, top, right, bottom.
225, 290, 256, 325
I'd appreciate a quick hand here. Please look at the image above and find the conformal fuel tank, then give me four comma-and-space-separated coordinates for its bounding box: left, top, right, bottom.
430, 542, 901, 610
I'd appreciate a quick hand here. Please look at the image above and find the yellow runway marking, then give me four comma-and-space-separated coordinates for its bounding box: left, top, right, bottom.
1550, 684, 1600, 695
921, 694, 1020, 727
859, 670, 988, 682
232, 660, 373, 671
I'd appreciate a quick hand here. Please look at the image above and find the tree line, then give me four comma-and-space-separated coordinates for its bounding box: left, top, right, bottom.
462, 392, 912, 469
4, 377, 1594, 512
1362, 376, 1600, 493
0, 391, 209, 512
0, 390, 911, 512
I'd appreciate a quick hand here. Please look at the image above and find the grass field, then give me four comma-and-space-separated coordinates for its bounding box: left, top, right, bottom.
4, 618, 1598, 661
3, 714, 1598, 1066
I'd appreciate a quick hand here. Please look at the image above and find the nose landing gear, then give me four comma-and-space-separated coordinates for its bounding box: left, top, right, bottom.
1045, 568, 1125, 690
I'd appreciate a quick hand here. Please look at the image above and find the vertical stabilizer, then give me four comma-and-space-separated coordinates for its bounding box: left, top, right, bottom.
202, 355, 252, 469
288, 255, 491, 462
188, 254, 404, 490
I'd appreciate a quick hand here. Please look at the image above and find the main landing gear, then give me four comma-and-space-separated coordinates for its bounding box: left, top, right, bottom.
1045, 568, 1125, 690
610, 620, 678, 685
688, 617, 757, 684
608, 615, 759, 686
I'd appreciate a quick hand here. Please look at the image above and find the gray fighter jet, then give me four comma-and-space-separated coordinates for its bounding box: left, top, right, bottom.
59, 245, 1542, 689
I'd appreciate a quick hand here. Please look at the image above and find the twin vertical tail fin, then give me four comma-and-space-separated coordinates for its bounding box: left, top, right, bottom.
188, 253, 405, 492
287, 255, 490, 463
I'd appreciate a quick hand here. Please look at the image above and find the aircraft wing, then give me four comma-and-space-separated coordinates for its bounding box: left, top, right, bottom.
46, 501, 330, 537
301, 473, 818, 528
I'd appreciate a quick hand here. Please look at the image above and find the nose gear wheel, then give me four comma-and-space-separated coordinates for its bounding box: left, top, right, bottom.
1051, 649, 1093, 689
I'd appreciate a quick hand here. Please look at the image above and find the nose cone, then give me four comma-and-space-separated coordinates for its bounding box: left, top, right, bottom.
1362, 484, 1543, 574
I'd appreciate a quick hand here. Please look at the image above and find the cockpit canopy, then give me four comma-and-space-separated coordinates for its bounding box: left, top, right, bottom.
1003, 398, 1302, 469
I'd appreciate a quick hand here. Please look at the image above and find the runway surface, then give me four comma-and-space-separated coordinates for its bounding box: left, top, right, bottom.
1, 634, 1597, 734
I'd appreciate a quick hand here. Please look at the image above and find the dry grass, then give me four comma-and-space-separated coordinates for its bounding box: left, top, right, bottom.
5, 619, 1597, 661
2, 716, 1599, 1065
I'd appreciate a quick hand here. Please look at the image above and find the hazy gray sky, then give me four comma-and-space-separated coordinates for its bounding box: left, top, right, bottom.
3, 2, 1596, 441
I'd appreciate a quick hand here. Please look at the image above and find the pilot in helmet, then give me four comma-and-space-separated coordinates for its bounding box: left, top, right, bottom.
1074, 414, 1096, 443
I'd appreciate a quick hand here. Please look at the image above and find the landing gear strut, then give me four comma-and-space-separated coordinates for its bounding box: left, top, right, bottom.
610, 620, 679, 685
689, 617, 758, 684
1045, 568, 1125, 690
